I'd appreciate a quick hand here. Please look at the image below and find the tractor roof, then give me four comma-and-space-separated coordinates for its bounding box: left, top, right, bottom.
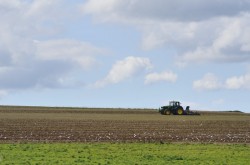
169, 101, 180, 104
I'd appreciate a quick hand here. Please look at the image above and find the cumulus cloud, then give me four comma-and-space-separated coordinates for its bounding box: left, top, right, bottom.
144, 71, 177, 84
0, 38, 105, 92
193, 73, 222, 91
93, 56, 152, 88
82, 0, 250, 22
35, 39, 105, 69
194, 73, 250, 91
225, 74, 250, 89
177, 14, 250, 65
0, 60, 74, 90
0, 1, 106, 93
82, 0, 250, 64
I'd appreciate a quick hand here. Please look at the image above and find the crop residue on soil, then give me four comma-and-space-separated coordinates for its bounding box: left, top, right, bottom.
0, 107, 249, 143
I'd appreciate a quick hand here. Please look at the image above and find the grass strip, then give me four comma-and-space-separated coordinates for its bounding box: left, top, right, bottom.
0, 143, 249, 165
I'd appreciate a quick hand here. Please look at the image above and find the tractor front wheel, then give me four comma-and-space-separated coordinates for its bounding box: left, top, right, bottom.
177, 108, 184, 115
164, 110, 171, 115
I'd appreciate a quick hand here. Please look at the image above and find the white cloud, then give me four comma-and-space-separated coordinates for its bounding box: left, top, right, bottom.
35, 39, 105, 70
82, 0, 250, 22
178, 14, 250, 65
26, 1, 60, 17
93, 56, 152, 88
82, 0, 250, 64
144, 71, 177, 84
225, 74, 250, 89
194, 73, 250, 91
0, 38, 105, 91
193, 73, 222, 91
0, 1, 107, 93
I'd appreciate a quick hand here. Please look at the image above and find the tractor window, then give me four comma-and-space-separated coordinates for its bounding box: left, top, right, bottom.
170, 102, 180, 106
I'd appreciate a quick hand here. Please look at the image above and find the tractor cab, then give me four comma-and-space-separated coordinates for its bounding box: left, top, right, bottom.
169, 101, 180, 107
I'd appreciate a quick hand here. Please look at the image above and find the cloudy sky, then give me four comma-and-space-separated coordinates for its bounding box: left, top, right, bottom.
1, 0, 250, 112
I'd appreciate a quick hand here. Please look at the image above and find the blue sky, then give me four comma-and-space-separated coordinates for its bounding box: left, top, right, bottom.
1, 0, 250, 112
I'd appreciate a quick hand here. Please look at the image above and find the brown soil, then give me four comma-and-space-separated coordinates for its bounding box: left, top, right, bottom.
0, 107, 249, 143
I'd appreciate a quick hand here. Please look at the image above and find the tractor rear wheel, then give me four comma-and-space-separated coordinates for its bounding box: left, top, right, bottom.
177, 108, 184, 115
164, 109, 171, 115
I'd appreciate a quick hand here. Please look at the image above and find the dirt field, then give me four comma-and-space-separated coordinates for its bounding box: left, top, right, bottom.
0, 106, 249, 143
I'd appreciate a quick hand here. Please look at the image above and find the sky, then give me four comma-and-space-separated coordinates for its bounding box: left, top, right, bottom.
0, 0, 250, 112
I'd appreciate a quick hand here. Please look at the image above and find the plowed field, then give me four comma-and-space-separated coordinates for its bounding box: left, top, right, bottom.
0, 106, 249, 143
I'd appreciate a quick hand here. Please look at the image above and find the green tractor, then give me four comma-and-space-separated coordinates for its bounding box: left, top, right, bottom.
159, 101, 199, 115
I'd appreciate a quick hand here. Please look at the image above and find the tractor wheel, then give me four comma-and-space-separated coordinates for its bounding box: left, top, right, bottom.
164, 110, 171, 115
177, 108, 184, 115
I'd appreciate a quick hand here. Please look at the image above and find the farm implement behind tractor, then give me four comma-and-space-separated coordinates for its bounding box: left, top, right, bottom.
159, 101, 200, 115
